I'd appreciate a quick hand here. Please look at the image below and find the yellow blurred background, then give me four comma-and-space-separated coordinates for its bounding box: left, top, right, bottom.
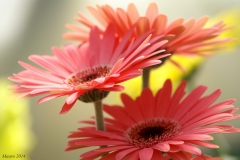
0, 0, 240, 160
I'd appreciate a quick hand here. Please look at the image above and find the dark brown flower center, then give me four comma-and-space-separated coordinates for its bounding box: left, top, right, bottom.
125, 118, 181, 148
65, 66, 111, 86
138, 126, 166, 140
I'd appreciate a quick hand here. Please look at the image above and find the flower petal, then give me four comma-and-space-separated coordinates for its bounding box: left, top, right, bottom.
60, 99, 77, 114
116, 148, 139, 160
153, 143, 170, 152
139, 148, 154, 160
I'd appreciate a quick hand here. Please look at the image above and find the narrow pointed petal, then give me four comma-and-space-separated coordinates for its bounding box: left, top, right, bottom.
60, 100, 77, 114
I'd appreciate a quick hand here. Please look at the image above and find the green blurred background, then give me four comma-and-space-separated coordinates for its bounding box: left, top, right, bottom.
0, 0, 240, 160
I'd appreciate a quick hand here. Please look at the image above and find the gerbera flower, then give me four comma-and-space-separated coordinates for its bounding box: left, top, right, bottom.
66, 79, 240, 159
63, 2, 231, 69
9, 24, 169, 114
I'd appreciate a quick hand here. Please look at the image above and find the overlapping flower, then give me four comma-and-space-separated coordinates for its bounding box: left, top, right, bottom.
9, 24, 169, 114
66, 79, 240, 159
63, 2, 231, 70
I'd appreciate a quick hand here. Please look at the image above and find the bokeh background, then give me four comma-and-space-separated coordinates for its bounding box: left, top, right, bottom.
0, 0, 240, 160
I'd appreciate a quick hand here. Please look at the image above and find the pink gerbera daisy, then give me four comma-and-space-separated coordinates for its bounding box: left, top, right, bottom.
66, 79, 240, 159
9, 24, 169, 114
63, 2, 231, 68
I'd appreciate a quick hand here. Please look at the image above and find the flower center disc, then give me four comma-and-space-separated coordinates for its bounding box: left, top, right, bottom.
64, 66, 111, 103
125, 118, 181, 148
65, 66, 111, 86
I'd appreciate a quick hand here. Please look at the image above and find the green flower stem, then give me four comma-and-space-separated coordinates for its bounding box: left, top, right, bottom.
93, 100, 105, 131
142, 68, 151, 89
94, 100, 107, 156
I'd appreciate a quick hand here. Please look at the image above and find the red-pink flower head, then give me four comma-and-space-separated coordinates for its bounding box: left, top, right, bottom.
66, 79, 240, 159
9, 24, 169, 114
63, 3, 231, 69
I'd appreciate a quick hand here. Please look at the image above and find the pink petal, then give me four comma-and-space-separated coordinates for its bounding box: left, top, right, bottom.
103, 105, 135, 126
145, 2, 158, 25
173, 134, 213, 141
183, 113, 233, 131
121, 30, 152, 62
89, 26, 101, 60
38, 94, 65, 104
65, 146, 85, 151
100, 151, 121, 160
179, 143, 202, 155
60, 99, 77, 114
100, 85, 124, 91
111, 26, 134, 64
165, 140, 184, 145
69, 138, 126, 146
174, 85, 207, 120
153, 143, 170, 152
181, 89, 222, 123
156, 79, 172, 117
108, 58, 124, 75
18, 61, 63, 82
139, 148, 154, 160
95, 145, 133, 152
63, 32, 88, 41
187, 127, 221, 134
169, 145, 181, 152
90, 77, 105, 87
139, 88, 155, 119
165, 80, 186, 117
54, 45, 78, 72
152, 14, 167, 34
109, 70, 142, 84
13, 73, 60, 86
87, 6, 108, 27
76, 12, 94, 28
116, 8, 130, 31
29, 55, 70, 77
164, 18, 184, 34
167, 151, 188, 160
79, 128, 125, 140
128, 59, 161, 71
188, 140, 219, 148
127, 3, 139, 24
121, 93, 144, 122
191, 16, 209, 33
100, 24, 116, 64
116, 148, 139, 160
97, 82, 115, 88
127, 150, 140, 160
67, 92, 82, 104
151, 150, 164, 160
140, 39, 168, 57
81, 150, 106, 159
136, 17, 150, 36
